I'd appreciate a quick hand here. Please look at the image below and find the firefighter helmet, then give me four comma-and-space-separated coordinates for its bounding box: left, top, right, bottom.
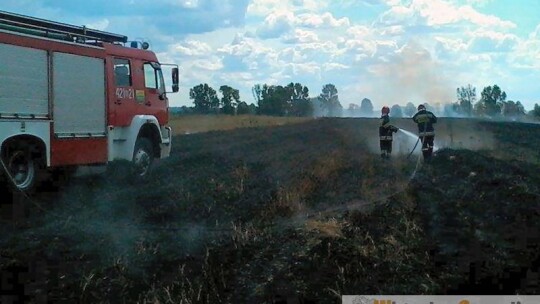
381, 106, 390, 114
417, 104, 426, 111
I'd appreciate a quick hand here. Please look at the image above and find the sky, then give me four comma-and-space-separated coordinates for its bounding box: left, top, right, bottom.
2, 0, 540, 110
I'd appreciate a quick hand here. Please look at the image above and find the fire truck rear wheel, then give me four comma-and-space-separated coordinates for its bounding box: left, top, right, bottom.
132, 137, 154, 179
1, 142, 42, 194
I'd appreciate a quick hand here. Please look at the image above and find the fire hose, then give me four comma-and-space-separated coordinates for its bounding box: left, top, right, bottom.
407, 137, 421, 159
407, 120, 430, 159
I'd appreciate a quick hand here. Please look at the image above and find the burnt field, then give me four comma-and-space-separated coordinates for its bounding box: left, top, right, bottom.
1, 117, 540, 303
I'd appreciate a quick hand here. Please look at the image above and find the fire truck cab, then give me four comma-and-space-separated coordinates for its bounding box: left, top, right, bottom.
0, 11, 179, 193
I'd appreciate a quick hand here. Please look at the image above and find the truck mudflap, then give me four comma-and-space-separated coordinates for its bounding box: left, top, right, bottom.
160, 126, 172, 159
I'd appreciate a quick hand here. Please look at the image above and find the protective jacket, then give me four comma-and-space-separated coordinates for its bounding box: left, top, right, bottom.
412, 110, 437, 136
379, 114, 398, 140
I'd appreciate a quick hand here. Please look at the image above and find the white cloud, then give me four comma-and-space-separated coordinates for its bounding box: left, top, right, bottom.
452, 4, 515, 29
467, 29, 519, 53
434, 36, 467, 59
465, 0, 492, 7
324, 62, 350, 71
340, 25, 399, 64
163, 0, 200, 8
278, 47, 307, 63
297, 12, 350, 28
511, 24, 540, 69
247, 0, 327, 16
256, 10, 295, 39
346, 25, 373, 38
86, 19, 110, 31
530, 23, 540, 39
377, 5, 417, 26
344, 40, 377, 58
289, 62, 321, 75
282, 29, 319, 44
378, 25, 406, 36
173, 40, 212, 56
377, 0, 516, 30
192, 57, 223, 70
218, 34, 279, 71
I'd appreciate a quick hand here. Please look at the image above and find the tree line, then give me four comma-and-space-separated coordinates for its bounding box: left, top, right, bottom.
174, 82, 343, 117
175, 82, 540, 120
349, 84, 538, 120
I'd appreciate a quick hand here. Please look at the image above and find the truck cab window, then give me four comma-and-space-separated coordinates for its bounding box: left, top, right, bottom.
144, 63, 157, 89
144, 63, 166, 95
113, 58, 131, 86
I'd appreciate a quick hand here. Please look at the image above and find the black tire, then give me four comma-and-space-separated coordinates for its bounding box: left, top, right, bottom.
132, 137, 154, 180
1, 141, 43, 195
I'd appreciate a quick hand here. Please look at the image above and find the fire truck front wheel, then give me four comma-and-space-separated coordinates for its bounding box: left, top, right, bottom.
132, 137, 154, 179
1, 141, 43, 194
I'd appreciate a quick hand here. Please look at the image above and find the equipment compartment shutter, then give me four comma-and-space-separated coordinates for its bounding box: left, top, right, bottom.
0, 43, 48, 116
53, 52, 106, 136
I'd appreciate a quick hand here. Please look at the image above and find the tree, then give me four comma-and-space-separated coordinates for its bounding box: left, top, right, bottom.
259, 84, 287, 116
424, 103, 436, 113
252, 84, 263, 104
530, 103, 540, 118
248, 103, 258, 115
404, 102, 416, 117
457, 84, 476, 116
474, 100, 487, 116
390, 104, 403, 117
443, 103, 461, 117
359, 98, 374, 116
287, 82, 313, 117
189, 83, 219, 114
319, 84, 342, 116
236, 101, 250, 115
256, 84, 290, 116
220, 85, 240, 115
501, 100, 526, 118
478, 85, 506, 116
254, 82, 313, 117
516, 101, 525, 116
348, 103, 359, 116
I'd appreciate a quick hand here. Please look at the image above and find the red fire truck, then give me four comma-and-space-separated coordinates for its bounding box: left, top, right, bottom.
0, 11, 179, 193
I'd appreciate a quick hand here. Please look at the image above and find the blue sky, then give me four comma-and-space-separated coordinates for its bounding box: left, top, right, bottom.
3, 0, 539, 111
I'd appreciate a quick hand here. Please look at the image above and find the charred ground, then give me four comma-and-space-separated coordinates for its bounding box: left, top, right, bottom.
1, 118, 540, 303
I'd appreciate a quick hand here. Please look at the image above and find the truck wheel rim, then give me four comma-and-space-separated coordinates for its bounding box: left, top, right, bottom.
133, 149, 150, 176
8, 151, 35, 190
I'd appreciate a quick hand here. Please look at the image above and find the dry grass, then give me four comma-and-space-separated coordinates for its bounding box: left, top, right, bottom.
304, 219, 343, 238
168, 114, 312, 135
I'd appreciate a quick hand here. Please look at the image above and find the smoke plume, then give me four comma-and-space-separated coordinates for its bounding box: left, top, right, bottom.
364, 40, 455, 109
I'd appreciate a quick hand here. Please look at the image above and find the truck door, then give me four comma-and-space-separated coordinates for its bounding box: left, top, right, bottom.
111, 58, 135, 126
143, 62, 168, 125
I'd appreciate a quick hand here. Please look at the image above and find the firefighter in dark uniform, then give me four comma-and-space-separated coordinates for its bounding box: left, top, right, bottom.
379, 106, 399, 159
412, 104, 437, 160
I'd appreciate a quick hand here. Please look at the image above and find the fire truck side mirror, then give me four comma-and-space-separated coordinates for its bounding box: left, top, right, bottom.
172, 67, 179, 93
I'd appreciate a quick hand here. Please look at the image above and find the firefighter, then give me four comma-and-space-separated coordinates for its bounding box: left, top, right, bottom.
412, 104, 437, 160
379, 106, 399, 159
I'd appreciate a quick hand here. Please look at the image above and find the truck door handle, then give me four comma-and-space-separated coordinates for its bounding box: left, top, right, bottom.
115, 99, 122, 105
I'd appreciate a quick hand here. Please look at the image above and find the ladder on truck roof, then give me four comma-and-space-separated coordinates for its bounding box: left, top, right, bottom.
0, 10, 127, 44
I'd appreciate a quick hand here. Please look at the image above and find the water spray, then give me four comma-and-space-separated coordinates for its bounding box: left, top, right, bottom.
399, 128, 439, 153
399, 129, 421, 159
